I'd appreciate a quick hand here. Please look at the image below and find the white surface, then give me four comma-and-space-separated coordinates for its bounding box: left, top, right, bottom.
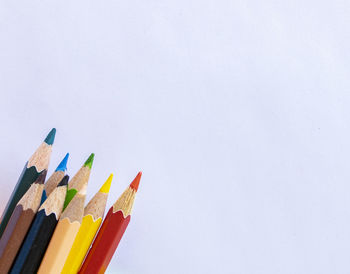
0, 1, 349, 273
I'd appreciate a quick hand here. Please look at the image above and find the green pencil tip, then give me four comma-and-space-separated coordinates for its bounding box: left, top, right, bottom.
44, 128, 56, 145
84, 153, 95, 169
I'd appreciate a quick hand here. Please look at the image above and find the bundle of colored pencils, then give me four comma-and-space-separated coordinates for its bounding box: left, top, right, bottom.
0, 129, 142, 274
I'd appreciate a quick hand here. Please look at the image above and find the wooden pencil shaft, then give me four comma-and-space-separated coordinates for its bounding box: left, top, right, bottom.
27, 142, 52, 172
61, 194, 85, 223
112, 187, 137, 217
39, 185, 67, 216
68, 166, 91, 191
84, 192, 108, 220
45, 154, 69, 197
44, 171, 65, 197
63, 166, 91, 210
63, 189, 77, 210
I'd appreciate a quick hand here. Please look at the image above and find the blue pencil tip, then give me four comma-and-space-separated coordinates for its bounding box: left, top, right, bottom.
55, 153, 69, 172
44, 128, 56, 145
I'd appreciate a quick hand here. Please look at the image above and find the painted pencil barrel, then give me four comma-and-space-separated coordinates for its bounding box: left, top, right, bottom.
0, 165, 39, 238
0, 205, 36, 273
10, 210, 58, 274
61, 215, 102, 274
38, 218, 80, 274
79, 209, 131, 274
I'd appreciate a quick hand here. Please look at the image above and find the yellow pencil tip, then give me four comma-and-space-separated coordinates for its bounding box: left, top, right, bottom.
99, 173, 113, 193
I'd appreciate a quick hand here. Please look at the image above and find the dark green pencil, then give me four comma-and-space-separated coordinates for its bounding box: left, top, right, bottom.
0, 128, 56, 238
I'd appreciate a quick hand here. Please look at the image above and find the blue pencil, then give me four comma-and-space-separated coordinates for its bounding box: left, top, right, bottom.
44, 153, 69, 197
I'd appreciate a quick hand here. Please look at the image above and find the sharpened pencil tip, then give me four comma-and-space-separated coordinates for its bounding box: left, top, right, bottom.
36, 170, 47, 184
44, 128, 56, 145
130, 172, 142, 192
55, 153, 69, 172
84, 153, 95, 169
58, 175, 69, 187
99, 173, 113, 193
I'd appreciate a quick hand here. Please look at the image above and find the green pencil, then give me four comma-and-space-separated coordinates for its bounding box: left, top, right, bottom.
63, 153, 94, 210
0, 128, 56, 238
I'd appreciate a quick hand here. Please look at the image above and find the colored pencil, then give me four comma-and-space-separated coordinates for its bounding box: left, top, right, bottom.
44, 153, 69, 197
62, 173, 113, 274
10, 175, 69, 274
0, 128, 55, 238
38, 184, 87, 274
79, 172, 142, 274
0, 171, 47, 273
63, 153, 94, 210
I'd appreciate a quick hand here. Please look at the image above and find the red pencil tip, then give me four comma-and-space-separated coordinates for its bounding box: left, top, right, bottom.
130, 172, 142, 191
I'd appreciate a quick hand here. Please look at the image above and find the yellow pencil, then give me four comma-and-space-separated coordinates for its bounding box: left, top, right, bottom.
37, 184, 87, 274
61, 174, 113, 274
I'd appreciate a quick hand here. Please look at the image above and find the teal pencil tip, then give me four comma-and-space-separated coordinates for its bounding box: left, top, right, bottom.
55, 153, 69, 172
84, 153, 95, 169
44, 128, 56, 145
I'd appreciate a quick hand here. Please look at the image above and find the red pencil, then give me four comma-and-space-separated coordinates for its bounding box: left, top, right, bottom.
79, 172, 142, 274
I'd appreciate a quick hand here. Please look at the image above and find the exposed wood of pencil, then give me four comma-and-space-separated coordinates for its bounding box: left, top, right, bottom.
27, 142, 53, 172
79, 172, 141, 274
0, 172, 46, 273
45, 153, 69, 196
38, 186, 86, 274
44, 171, 65, 197
68, 167, 89, 194
0, 129, 55, 238
63, 153, 94, 210
62, 174, 113, 274
10, 176, 69, 274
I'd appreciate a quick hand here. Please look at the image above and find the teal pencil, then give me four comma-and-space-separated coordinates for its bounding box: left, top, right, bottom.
0, 128, 56, 238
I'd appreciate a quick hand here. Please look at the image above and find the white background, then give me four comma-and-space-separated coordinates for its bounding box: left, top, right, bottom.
0, 1, 350, 273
